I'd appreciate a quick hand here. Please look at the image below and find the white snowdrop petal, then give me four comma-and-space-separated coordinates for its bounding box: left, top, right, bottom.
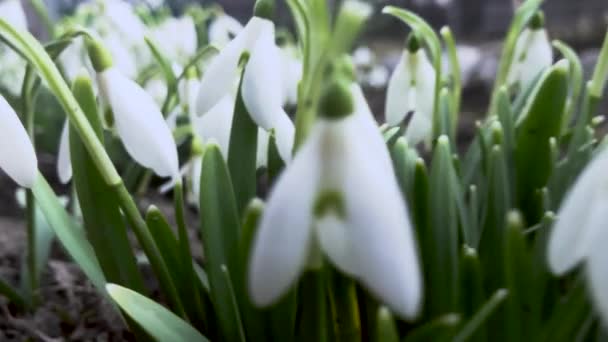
507, 29, 532, 86
341, 114, 422, 319
385, 51, 413, 126
98, 68, 179, 178
548, 152, 608, 275
104, 0, 145, 43
208, 14, 244, 47
0, 95, 37, 188
0, 0, 27, 31
242, 22, 284, 130
57, 120, 73, 184
281, 50, 302, 106
414, 49, 437, 140
587, 227, 608, 328
273, 110, 295, 163
256, 128, 269, 169
404, 110, 433, 146
316, 213, 358, 276
193, 94, 236, 158
104, 34, 137, 79
519, 29, 553, 89
249, 128, 322, 306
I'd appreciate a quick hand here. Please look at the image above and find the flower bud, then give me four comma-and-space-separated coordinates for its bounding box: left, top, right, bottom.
319, 77, 354, 120
254, 0, 275, 20
85, 36, 113, 73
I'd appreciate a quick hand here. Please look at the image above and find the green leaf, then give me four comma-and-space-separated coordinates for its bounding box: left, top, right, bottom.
70, 73, 145, 293
515, 60, 569, 223
267, 131, 286, 183
460, 246, 485, 342
199, 143, 244, 341
390, 137, 419, 203
552, 40, 583, 131
0, 277, 25, 309
31, 174, 106, 293
453, 289, 509, 342
375, 307, 398, 342
538, 279, 591, 342
440, 26, 461, 127
402, 313, 461, 342
106, 284, 208, 342
428, 136, 460, 315
228, 65, 258, 215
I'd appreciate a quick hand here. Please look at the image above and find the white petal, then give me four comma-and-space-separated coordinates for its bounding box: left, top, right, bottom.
316, 213, 359, 276
152, 16, 198, 60
57, 120, 72, 184
0, 0, 27, 30
587, 227, 608, 328
548, 152, 608, 275
98, 68, 179, 178
242, 21, 284, 130
208, 14, 244, 47
404, 110, 433, 146
281, 49, 302, 106
190, 156, 203, 204
0, 95, 37, 188
409, 49, 437, 145
249, 127, 322, 306
519, 29, 553, 89
273, 111, 295, 163
507, 29, 532, 86
331, 114, 422, 319
104, 34, 137, 79
145, 78, 167, 106
256, 128, 269, 169
196, 17, 265, 116
104, 0, 145, 43
385, 51, 413, 125
192, 94, 235, 158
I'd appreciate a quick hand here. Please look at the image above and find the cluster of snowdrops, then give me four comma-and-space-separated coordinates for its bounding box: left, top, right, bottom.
0, 0, 608, 340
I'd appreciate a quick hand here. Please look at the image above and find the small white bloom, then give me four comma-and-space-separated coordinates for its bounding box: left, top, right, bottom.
208, 14, 244, 47
353, 46, 374, 67
249, 84, 422, 319
0, 95, 37, 188
104, 34, 138, 79
366, 65, 389, 89
103, 0, 146, 44
281, 47, 302, 107
97, 67, 179, 178
547, 149, 608, 327
57, 120, 72, 184
0, 0, 28, 31
507, 27, 553, 90
385, 48, 436, 145
145, 78, 168, 106
196, 16, 291, 145
151, 16, 198, 61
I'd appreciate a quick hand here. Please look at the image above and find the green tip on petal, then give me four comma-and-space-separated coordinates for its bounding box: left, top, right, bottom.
319, 77, 354, 120
85, 36, 113, 72
185, 65, 199, 80
406, 32, 421, 53
314, 190, 346, 218
254, 0, 275, 20
528, 11, 545, 30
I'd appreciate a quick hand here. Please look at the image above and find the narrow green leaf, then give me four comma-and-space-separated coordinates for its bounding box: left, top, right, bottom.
267, 131, 286, 183
70, 73, 145, 293
552, 40, 583, 131
31, 174, 106, 293
199, 143, 243, 341
0, 277, 25, 309
428, 136, 460, 315
440, 26, 461, 127
106, 284, 208, 342
539, 279, 591, 342
297, 271, 328, 342
515, 61, 569, 223
402, 313, 461, 342
228, 66, 258, 215
453, 289, 509, 342
460, 246, 485, 342
375, 307, 398, 342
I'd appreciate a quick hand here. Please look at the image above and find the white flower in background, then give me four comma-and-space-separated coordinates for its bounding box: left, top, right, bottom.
102, 0, 146, 44
0, 0, 27, 30
97, 67, 179, 178
208, 14, 244, 47
547, 148, 608, 326
104, 34, 138, 79
151, 16, 198, 61
366, 65, 389, 89
353, 46, 374, 68
57, 120, 72, 184
385, 34, 437, 146
507, 12, 553, 90
145, 78, 168, 106
195, 13, 295, 162
281, 47, 302, 107
0, 95, 37, 188
249, 80, 422, 319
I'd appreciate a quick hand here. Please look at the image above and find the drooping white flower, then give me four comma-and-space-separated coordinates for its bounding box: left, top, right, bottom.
280, 47, 302, 107
208, 14, 244, 47
57, 120, 72, 184
97, 67, 179, 178
196, 15, 293, 151
506, 15, 553, 90
249, 83, 422, 319
547, 148, 608, 326
151, 16, 198, 61
0, 95, 37, 188
0, 0, 28, 31
102, 0, 146, 44
103, 34, 138, 79
385, 37, 437, 146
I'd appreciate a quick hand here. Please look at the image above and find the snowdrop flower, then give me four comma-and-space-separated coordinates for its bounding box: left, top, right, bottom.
195, 0, 295, 161
88, 39, 179, 179
0, 0, 27, 31
507, 12, 553, 90
547, 148, 608, 326
281, 47, 302, 107
0, 95, 37, 188
385, 34, 437, 146
151, 16, 198, 61
102, 0, 146, 44
57, 120, 72, 184
103, 34, 138, 79
249, 77, 422, 319
145, 78, 168, 106
208, 14, 244, 47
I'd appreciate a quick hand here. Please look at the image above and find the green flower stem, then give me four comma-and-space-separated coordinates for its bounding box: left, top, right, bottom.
590, 29, 608, 99
328, 270, 361, 342
297, 270, 328, 342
